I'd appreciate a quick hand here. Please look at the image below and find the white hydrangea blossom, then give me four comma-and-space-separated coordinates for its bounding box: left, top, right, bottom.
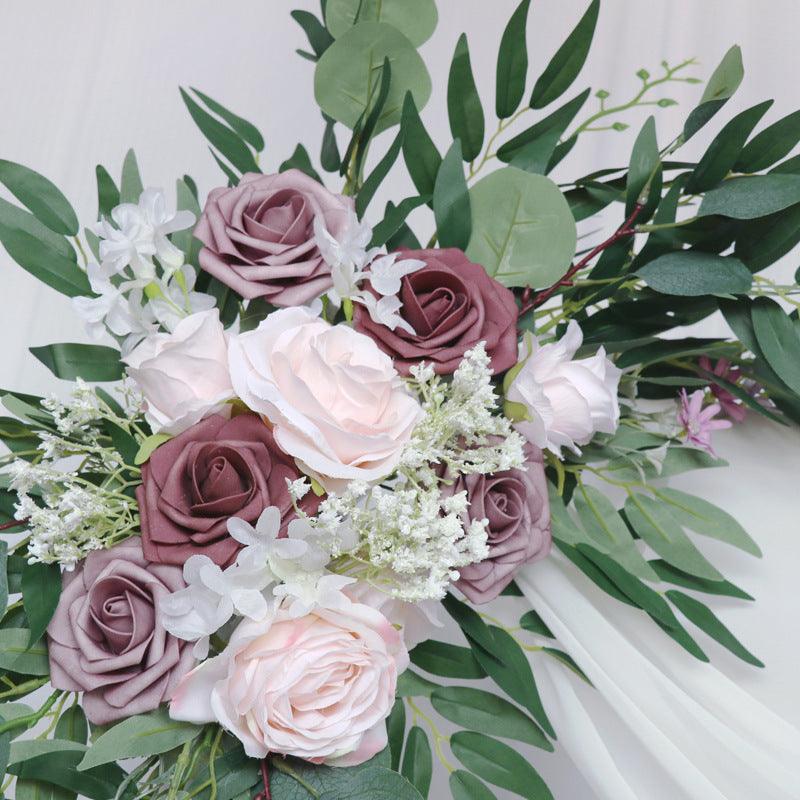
313, 213, 424, 332
74, 188, 215, 353
308, 344, 526, 601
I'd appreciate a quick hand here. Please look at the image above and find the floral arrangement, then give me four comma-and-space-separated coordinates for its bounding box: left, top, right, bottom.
1, 1, 799, 798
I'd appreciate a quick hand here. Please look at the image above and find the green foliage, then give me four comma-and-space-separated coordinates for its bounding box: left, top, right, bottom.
433, 140, 471, 249
496, 0, 531, 119
20, 562, 60, 646
401, 726, 432, 798
683, 44, 744, 140
30, 343, 124, 382
447, 34, 484, 162
78, 708, 201, 769
314, 22, 431, 133
466, 168, 576, 288
636, 252, 752, 296
324, 0, 438, 47
409, 640, 486, 679
280, 143, 323, 182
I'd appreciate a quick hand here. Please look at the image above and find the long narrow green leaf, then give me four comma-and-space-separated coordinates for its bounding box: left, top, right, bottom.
401, 726, 432, 798
667, 590, 764, 667
30, 343, 124, 383
683, 45, 744, 141
401, 92, 441, 198
529, 0, 599, 109
355, 129, 403, 218
95, 165, 120, 219
495, 0, 530, 118
751, 296, 800, 394
433, 139, 471, 249
0, 161, 78, 236
736, 109, 800, 173
119, 149, 144, 204
447, 34, 484, 162
190, 88, 265, 151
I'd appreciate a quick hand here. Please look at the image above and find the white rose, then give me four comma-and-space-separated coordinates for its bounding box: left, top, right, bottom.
228, 307, 422, 491
506, 320, 621, 456
123, 309, 233, 434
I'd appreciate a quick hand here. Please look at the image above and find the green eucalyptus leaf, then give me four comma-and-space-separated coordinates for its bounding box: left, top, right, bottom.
431, 686, 550, 749
448, 34, 485, 162
433, 139, 471, 249
314, 22, 431, 133
370, 195, 428, 248
626, 115, 659, 215
356, 129, 403, 218
623, 493, 723, 580
636, 252, 752, 296
325, 0, 438, 47
321, 114, 341, 172
401, 725, 432, 798
496, 0, 531, 118
686, 100, 772, 193
0, 541, 7, 615
466, 167, 576, 288
134, 433, 173, 465
78, 707, 201, 770
0, 629, 49, 674
291, 9, 335, 59
30, 343, 124, 382
529, 0, 599, 109
409, 640, 486, 679
450, 732, 554, 800
21, 561, 60, 647
15, 778, 74, 800
441, 593, 496, 653
684, 45, 744, 141
54, 705, 88, 745
667, 590, 764, 667
519, 610, 555, 638
751, 296, 800, 394
0, 161, 78, 236
396, 669, 440, 697
735, 201, 800, 272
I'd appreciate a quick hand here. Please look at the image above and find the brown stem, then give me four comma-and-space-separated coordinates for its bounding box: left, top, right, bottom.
0, 517, 27, 532
255, 758, 272, 800
520, 203, 644, 317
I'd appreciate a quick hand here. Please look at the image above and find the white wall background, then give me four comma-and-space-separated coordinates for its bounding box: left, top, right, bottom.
1, 2, 799, 798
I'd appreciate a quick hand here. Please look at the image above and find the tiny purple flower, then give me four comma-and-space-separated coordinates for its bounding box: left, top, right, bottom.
698, 356, 747, 423
677, 388, 732, 457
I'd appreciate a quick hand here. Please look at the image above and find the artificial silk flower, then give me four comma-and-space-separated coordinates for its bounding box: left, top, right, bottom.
169, 600, 408, 766
147, 264, 216, 332
677, 388, 732, 457
95, 187, 195, 280
698, 356, 748, 423
123, 308, 233, 434
506, 320, 622, 456
228, 306, 423, 491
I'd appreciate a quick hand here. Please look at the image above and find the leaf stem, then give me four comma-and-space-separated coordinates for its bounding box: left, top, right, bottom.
0, 689, 62, 735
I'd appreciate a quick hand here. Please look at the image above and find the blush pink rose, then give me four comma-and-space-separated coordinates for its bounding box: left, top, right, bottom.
193, 170, 352, 306
123, 309, 233, 434
228, 307, 422, 491
170, 601, 408, 765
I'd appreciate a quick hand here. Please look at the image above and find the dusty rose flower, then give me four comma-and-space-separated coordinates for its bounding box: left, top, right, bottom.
193, 170, 352, 306
352, 247, 518, 375
136, 413, 320, 567
46, 538, 193, 725
228, 306, 422, 491
698, 356, 747, 423
170, 600, 408, 766
448, 444, 551, 603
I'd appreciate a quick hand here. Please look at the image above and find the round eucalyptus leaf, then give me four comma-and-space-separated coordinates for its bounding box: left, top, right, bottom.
466, 167, 576, 288
325, 0, 438, 47
314, 22, 432, 133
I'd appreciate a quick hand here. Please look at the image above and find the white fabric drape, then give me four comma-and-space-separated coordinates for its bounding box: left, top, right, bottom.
519, 557, 800, 800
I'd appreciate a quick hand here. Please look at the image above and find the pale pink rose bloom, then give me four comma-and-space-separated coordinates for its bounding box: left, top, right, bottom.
169, 601, 408, 765
228, 306, 423, 490
507, 320, 621, 456
124, 309, 233, 434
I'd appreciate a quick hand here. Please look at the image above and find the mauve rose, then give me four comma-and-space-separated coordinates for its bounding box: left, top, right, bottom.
46, 538, 193, 725
137, 413, 320, 568
450, 444, 551, 603
353, 247, 519, 375
193, 169, 352, 306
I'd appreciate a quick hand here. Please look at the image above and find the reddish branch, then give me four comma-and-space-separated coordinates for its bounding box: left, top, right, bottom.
255, 758, 272, 800
518, 203, 644, 318
0, 518, 26, 532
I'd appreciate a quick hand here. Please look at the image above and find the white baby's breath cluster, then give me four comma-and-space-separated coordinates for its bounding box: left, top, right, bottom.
5, 383, 143, 568
307, 344, 526, 602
